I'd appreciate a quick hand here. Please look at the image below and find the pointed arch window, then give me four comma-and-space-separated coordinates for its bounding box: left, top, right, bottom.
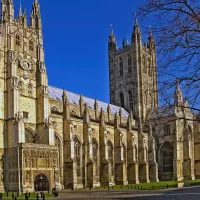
15, 34, 20, 46
128, 55, 132, 73
134, 146, 138, 162
108, 141, 114, 175
28, 83, 33, 97
18, 81, 24, 95
161, 142, 173, 173
29, 40, 34, 51
148, 58, 152, 76
74, 136, 81, 176
120, 92, 125, 108
128, 91, 133, 111
164, 125, 170, 135
122, 143, 126, 162
92, 139, 98, 176
119, 57, 123, 76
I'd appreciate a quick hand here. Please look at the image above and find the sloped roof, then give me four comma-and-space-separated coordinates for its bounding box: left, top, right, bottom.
48, 86, 129, 118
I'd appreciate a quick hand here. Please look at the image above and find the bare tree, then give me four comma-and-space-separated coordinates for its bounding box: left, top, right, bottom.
138, 0, 200, 111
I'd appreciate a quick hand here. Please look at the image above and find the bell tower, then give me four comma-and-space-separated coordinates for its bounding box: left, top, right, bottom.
108, 19, 158, 122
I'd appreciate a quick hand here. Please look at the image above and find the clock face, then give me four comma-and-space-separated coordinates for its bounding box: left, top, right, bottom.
19, 59, 33, 71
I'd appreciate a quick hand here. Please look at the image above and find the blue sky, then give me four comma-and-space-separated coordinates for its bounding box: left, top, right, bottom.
16, 0, 150, 103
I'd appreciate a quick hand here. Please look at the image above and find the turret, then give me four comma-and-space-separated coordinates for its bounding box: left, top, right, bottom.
108, 25, 117, 50
174, 80, 183, 106
1, 0, 14, 22
131, 16, 141, 44
30, 0, 42, 30
147, 28, 155, 49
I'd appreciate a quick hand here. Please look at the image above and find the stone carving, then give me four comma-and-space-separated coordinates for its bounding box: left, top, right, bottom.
15, 111, 23, 122
42, 86, 49, 96
18, 59, 33, 71
12, 77, 19, 90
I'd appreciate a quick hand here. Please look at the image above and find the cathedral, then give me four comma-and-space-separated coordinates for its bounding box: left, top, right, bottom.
0, 0, 199, 193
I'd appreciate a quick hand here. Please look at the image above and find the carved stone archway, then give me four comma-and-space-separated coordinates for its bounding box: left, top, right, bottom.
34, 174, 49, 191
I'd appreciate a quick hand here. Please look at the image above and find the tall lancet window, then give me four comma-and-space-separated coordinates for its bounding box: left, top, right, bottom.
74, 136, 81, 177
16, 34, 20, 46
128, 91, 133, 111
128, 55, 132, 73
119, 57, 123, 76
92, 138, 98, 176
120, 92, 125, 108
108, 141, 114, 175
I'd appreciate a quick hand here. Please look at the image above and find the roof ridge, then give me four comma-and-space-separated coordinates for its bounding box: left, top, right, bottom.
48, 85, 128, 112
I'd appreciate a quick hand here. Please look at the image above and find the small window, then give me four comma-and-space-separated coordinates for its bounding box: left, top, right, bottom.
128, 55, 132, 73
119, 57, 123, 76
16, 34, 20, 46
128, 91, 133, 111
164, 125, 170, 135
29, 40, 34, 51
23, 112, 29, 119
120, 92, 125, 108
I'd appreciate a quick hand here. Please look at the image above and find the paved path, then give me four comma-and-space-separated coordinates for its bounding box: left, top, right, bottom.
53, 186, 200, 200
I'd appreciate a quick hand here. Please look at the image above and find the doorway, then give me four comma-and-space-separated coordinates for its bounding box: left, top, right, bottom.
34, 174, 49, 191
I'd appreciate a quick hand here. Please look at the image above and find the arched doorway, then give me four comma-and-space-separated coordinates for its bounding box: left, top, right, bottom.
34, 174, 49, 191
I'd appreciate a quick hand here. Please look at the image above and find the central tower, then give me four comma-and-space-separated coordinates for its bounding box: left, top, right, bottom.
108, 20, 158, 122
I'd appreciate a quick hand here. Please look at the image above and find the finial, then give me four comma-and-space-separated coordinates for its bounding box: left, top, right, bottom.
149, 25, 153, 37
110, 24, 114, 35
135, 13, 138, 25
126, 37, 129, 45
19, 0, 22, 17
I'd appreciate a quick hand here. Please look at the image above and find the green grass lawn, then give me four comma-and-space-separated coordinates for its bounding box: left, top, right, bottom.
0, 192, 54, 199
94, 179, 200, 190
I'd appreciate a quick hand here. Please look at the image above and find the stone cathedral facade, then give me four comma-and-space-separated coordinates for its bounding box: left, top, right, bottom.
0, 0, 199, 193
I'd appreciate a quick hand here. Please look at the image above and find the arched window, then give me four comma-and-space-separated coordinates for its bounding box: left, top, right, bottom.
29, 40, 34, 51
92, 138, 98, 176
164, 125, 170, 135
128, 55, 132, 73
119, 57, 123, 76
143, 125, 150, 133
120, 92, 125, 108
161, 142, 173, 173
148, 58, 152, 76
18, 81, 24, 95
128, 91, 133, 111
122, 143, 126, 162
74, 136, 81, 177
15, 34, 20, 46
108, 141, 114, 175
134, 146, 138, 162
27, 84, 33, 97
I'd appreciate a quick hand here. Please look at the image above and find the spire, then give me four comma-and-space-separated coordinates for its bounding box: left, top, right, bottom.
148, 26, 155, 48
109, 24, 116, 44
174, 79, 183, 105
133, 13, 140, 33
131, 14, 141, 43
126, 37, 129, 45
31, 0, 42, 30
19, 1, 22, 17
23, 8, 27, 26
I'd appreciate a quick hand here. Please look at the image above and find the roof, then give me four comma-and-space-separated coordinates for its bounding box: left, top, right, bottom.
48, 86, 129, 118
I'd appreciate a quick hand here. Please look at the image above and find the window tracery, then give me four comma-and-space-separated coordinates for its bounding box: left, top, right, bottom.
119, 57, 123, 76
15, 34, 20, 46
